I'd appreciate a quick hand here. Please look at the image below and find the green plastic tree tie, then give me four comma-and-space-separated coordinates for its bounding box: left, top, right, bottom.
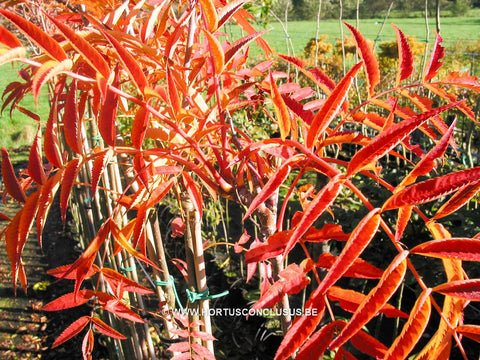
154, 275, 184, 311
119, 265, 136, 273
185, 288, 229, 303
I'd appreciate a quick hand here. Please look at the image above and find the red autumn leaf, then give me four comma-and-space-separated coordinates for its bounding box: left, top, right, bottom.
1, 147, 27, 202
304, 223, 349, 242
44, 101, 63, 168
45, 13, 110, 79
225, 30, 267, 65
384, 289, 432, 360
90, 317, 126, 340
347, 101, 461, 177
47, 263, 99, 280
101, 268, 154, 295
411, 238, 480, 261
0, 24, 22, 48
383, 166, 480, 211
0, 9, 67, 62
306, 63, 362, 148
101, 297, 145, 323
433, 181, 480, 220
442, 71, 480, 92
28, 125, 46, 185
198, 0, 218, 32
329, 251, 408, 349
91, 149, 113, 196
232, 8, 271, 56
251, 263, 310, 310
52, 316, 90, 348
17, 190, 40, 269
36, 170, 63, 246
131, 104, 150, 149
315, 209, 381, 296
63, 80, 83, 154
316, 253, 384, 279
284, 175, 345, 256
204, 30, 224, 74
191, 343, 215, 360
274, 297, 326, 360
433, 279, 480, 300
0, 212, 11, 221
455, 325, 480, 343
101, 30, 147, 94
167, 66, 181, 115
327, 286, 408, 318
171, 217, 185, 238
182, 171, 204, 217
351, 328, 388, 358
218, 0, 246, 28
60, 158, 81, 222
295, 321, 339, 360
270, 72, 291, 140
243, 159, 296, 221
397, 118, 456, 190
43, 290, 96, 311
32, 60, 72, 105
98, 71, 119, 147
424, 32, 444, 81
395, 205, 413, 242
167, 342, 191, 353
110, 221, 158, 269
5, 212, 22, 290
344, 22, 380, 96
82, 328, 94, 360
392, 24, 413, 85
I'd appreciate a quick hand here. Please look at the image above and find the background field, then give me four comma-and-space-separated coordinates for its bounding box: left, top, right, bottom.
225, 17, 480, 57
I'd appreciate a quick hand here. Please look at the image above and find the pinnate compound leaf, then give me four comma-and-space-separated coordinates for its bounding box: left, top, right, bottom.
384, 289, 432, 360
329, 250, 408, 349
424, 32, 444, 81
0, 9, 67, 62
392, 24, 413, 85
347, 101, 460, 177
52, 316, 90, 348
306, 63, 362, 148
433, 279, 480, 300
90, 317, 126, 339
1, 147, 27, 202
283, 175, 344, 256
411, 238, 480, 261
315, 208, 381, 295
344, 23, 380, 96
383, 166, 480, 211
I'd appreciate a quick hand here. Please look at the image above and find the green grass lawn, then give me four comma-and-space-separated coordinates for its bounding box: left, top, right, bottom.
224, 16, 480, 57
0, 63, 50, 150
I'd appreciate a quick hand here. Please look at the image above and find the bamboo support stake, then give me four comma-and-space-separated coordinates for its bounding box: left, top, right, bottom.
181, 193, 214, 354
